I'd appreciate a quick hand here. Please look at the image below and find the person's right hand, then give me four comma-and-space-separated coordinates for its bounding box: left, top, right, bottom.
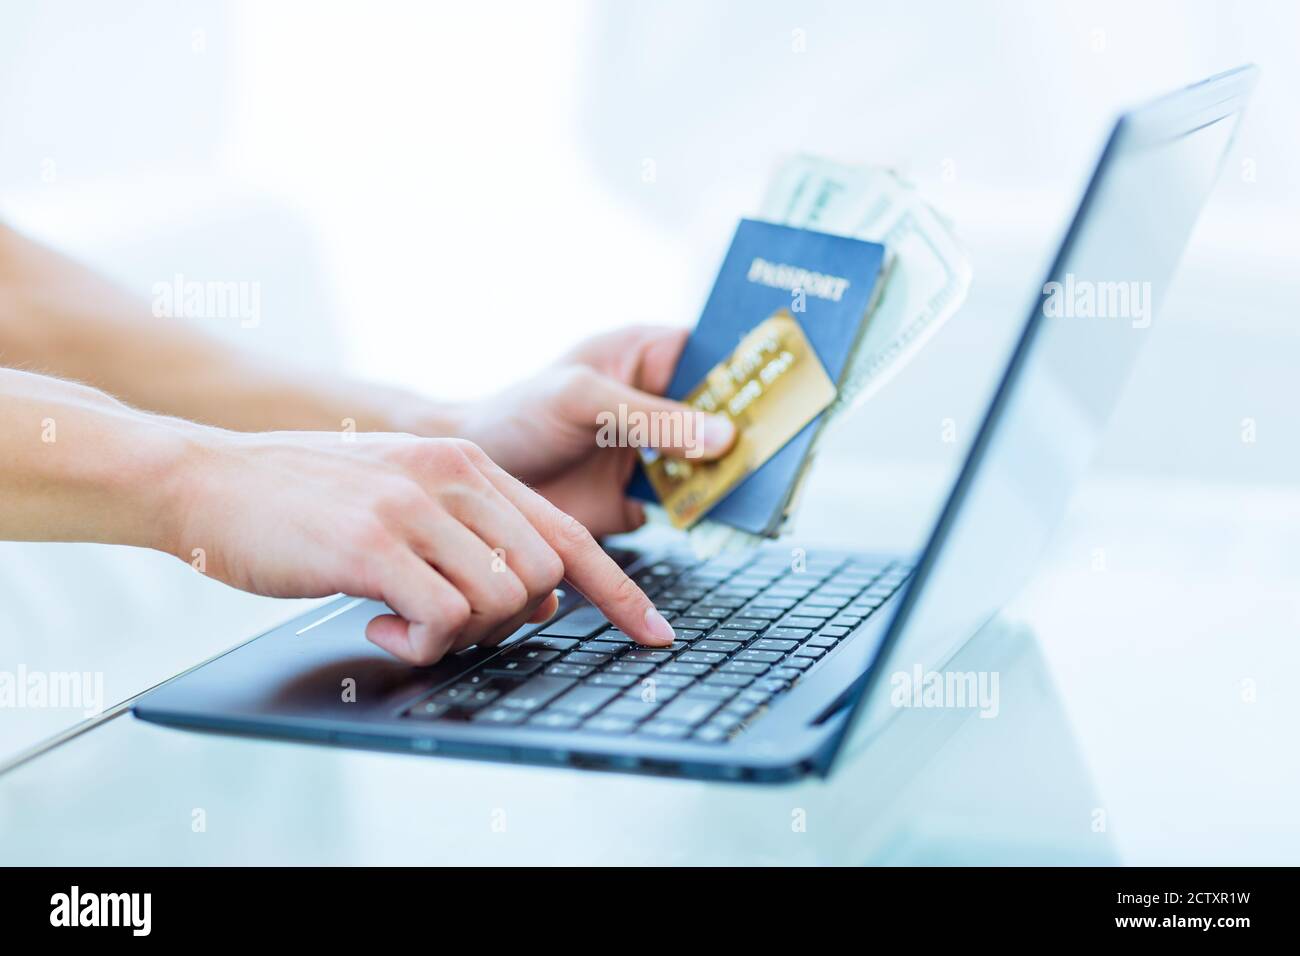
174, 431, 677, 665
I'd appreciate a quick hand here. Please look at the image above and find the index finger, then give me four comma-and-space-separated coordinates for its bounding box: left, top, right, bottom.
468, 453, 676, 648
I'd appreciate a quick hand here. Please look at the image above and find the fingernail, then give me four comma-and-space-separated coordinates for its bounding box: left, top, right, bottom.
700, 415, 735, 455
643, 607, 676, 646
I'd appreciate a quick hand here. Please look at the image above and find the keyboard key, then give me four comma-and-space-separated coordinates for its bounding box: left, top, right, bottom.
563, 651, 610, 666
792, 646, 826, 660
672, 627, 706, 642
585, 715, 636, 734
471, 707, 526, 725
723, 698, 761, 720
692, 639, 742, 653
434, 681, 491, 704
790, 605, 835, 619
721, 618, 772, 631
601, 698, 662, 722
587, 672, 637, 688
621, 649, 672, 664
717, 628, 758, 642
805, 636, 838, 649
751, 638, 798, 652
643, 672, 696, 689
638, 721, 690, 740
685, 684, 739, 701
737, 606, 784, 620
687, 602, 743, 616
703, 672, 753, 688
720, 660, 770, 676
799, 596, 848, 610
710, 586, 760, 599
497, 676, 576, 712
483, 659, 544, 678
765, 627, 814, 641
779, 656, 813, 670
623, 684, 680, 705
404, 699, 450, 720
672, 617, 719, 631
579, 641, 624, 656
707, 710, 746, 733
818, 626, 851, 638
757, 678, 790, 693
527, 711, 581, 730
545, 663, 593, 678
603, 661, 654, 676
677, 651, 725, 665
551, 685, 620, 716
597, 630, 634, 643
656, 695, 722, 726
779, 616, 827, 629
653, 598, 692, 612
658, 662, 711, 677
770, 667, 805, 682
735, 649, 782, 663
538, 605, 611, 638
693, 724, 729, 744
502, 647, 560, 664
459, 688, 502, 710
520, 635, 580, 652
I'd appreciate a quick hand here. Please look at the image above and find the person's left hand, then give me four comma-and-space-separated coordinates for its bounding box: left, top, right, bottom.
450, 325, 735, 537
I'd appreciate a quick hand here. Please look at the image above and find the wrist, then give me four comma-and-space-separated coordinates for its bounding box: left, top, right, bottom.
379, 389, 469, 440
136, 415, 223, 562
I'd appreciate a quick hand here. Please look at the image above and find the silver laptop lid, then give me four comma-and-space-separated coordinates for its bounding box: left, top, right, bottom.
824, 66, 1259, 770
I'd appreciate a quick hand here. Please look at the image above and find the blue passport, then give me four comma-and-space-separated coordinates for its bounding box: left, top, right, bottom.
628, 219, 887, 535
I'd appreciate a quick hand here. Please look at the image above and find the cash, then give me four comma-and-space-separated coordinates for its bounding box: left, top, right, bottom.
660, 156, 972, 557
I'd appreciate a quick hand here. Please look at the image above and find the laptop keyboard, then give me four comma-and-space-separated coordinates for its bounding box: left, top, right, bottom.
401, 551, 911, 745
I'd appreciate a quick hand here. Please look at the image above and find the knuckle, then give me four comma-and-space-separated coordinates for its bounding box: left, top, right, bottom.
436, 590, 472, 633
554, 364, 599, 400
611, 571, 648, 610
552, 510, 595, 551
517, 547, 565, 600
372, 479, 424, 525
491, 573, 529, 613
555, 364, 590, 388
538, 548, 565, 587
450, 439, 489, 465
408, 439, 477, 480
348, 518, 394, 566
409, 629, 456, 667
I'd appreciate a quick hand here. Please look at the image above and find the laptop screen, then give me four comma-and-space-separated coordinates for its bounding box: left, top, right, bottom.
826, 68, 1257, 767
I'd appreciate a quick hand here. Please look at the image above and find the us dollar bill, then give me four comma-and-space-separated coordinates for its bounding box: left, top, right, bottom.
759, 156, 972, 427
666, 157, 972, 557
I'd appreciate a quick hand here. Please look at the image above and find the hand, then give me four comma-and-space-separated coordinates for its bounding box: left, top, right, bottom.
452, 325, 735, 535
175, 430, 678, 665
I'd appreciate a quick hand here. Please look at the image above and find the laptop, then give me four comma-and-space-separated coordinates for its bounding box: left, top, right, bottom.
135, 67, 1257, 782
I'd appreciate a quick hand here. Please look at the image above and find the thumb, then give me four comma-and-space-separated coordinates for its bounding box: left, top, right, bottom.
575, 372, 736, 460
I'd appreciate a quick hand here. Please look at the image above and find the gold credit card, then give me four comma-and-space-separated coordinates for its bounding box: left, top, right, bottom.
644, 311, 837, 529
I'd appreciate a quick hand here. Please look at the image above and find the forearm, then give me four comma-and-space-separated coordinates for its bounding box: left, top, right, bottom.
0, 367, 195, 554
0, 224, 463, 436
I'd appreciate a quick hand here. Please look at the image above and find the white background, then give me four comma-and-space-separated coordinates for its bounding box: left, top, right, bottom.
1, 3, 1298, 861
2, 0, 1296, 486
